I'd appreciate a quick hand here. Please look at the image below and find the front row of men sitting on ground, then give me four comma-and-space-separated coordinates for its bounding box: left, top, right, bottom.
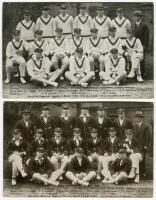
5, 26, 144, 86
8, 116, 146, 186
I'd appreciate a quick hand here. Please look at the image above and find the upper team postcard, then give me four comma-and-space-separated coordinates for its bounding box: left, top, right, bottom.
2, 2, 154, 99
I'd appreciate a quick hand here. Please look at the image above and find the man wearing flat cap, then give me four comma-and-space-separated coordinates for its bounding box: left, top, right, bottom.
86, 28, 104, 72
100, 48, 126, 85
119, 28, 144, 82
66, 147, 96, 186
27, 48, 58, 87
113, 108, 133, 138
134, 110, 151, 176
36, 105, 56, 140
36, 6, 55, 42
15, 108, 35, 142
69, 28, 86, 55
74, 4, 94, 38
103, 26, 122, 55
16, 10, 35, 42
65, 47, 95, 87
94, 106, 112, 140
93, 6, 111, 39
5, 30, 31, 84
111, 8, 131, 39
132, 10, 149, 78
56, 104, 74, 143
30, 30, 49, 57
49, 28, 69, 82
55, 4, 74, 39
102, 148, 132, 184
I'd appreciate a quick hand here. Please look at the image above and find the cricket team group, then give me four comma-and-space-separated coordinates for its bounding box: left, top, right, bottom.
8, 104, 151, 186
5, 4, 149, 87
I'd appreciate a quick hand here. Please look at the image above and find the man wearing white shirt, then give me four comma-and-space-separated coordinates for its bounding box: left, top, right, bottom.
86, 28, 104, 71
16, 10, 35, 42
93, 6, 111, 39
111, 8, 131, 39
49, 28, 69, 81
5, 30, 31, 84
36, 6, 55, 42
65, 47, 95, 87
55, 4, 74, 39
69, 28, 86, 56
103, 27, 122, 56
99, 48, 126, 85
74, 5, 93, 38
119, 28, 144, 82
27, 48, 58, 87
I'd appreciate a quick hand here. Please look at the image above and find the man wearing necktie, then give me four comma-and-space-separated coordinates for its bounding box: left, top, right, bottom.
132, 10, 149, 78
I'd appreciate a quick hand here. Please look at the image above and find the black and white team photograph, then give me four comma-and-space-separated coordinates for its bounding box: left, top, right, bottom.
3, 102, 153, 197
2, 2, 153, 99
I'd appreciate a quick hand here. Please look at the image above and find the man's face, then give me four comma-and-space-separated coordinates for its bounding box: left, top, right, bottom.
54, 130, 62, 137
76, 52, 83, 58
109, 130, 116, 137
125, 133, 133, 141
127, 33, 133, 40
136, 117, 142, 123
109, 30, 116, 37
14, 34, 21, 41
14, 133, 21, 140
23, 113, 30, 121
81, 109, 88, 116
117, 11, 123, 18
118, 112, 125, 119
74, 131, 81, 138
36, 151, 44, 159
42, 10, 49, 17
24, 15, 31, 21
97, 110, 105, 117
97, 10, 103, 16
36, 52, 42, 60
56, 32, 63, 38
80, 9, 86, 15
91, 132, 98, 138
119, 153, 126, 160
76, 151, 83, 158
91, 32, 98, 38
63, 109, 69, 116
42, 108, 49, 116
134, 15, 142, 22
111, 53, 118, 60
60, 8, 67, 15
36, 33, 42, 40
75, 32, 81, 39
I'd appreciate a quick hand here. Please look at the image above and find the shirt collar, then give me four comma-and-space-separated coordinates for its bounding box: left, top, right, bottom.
61, 113, 71, 118
12, 137, 22, 141
74, 136, 82, 141
41, 114, 50, 118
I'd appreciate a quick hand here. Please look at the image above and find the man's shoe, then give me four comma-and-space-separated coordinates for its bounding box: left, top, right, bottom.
5, 79, 10, 84
60, 76, 64, 81
127, 72, 135, 78
11, 178, 16, 186
137, 75, 144, 83
80, 82, 88, 88
96, 173, 101, 180
20, 77, 26, 84
59, 176, 63, 180
134, 174, 140, 183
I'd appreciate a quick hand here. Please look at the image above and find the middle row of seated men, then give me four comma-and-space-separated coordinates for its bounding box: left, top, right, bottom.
5, 25, 144, 86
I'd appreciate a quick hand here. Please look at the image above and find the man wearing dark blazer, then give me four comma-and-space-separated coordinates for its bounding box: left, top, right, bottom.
56, 104, 74, 143
36, 105, 56, 140
74, 106, 95, 140
134, 111, 151, 176
66, 147, 96, 186
15, 108, 35, 142
94, 107, 112, 140
113, 108, 133, 138
132, 10, 149, 77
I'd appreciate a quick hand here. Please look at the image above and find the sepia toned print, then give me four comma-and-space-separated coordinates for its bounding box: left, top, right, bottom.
3, 102, 153, 197
2, 2, 153, 99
